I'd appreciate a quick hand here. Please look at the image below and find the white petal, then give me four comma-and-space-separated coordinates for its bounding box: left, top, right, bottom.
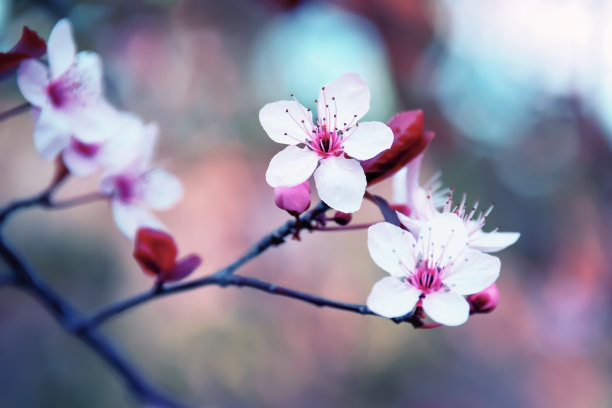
69, 100, 121, 143
17, 59, 49, 106
143, 169, 183, 210
99, 114, 156, 170
470, 231, 520, 253
443, 250, 500, 295
62, 144, 100, 178
67, 51, 103, 104
265, 145, 319, 187
368, 222, 417, 278
417, 213, 468, 270
317, 73, 370, 131
422, 290, 470, 326
313, 156, 366, 213
392, 166, 408, 204
111, 201, 166, 239
342, 121, 393, 160
259, 100, 314, 145
48, 19, 76, 78
397, 212, 424, 237
367, 277, 420, 318
33, 108, 70, 160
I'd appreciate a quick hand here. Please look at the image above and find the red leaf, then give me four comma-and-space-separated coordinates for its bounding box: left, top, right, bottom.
361, 110, 433, 186
133, 228, 178, 277
164, 254, 202, 282
0, 26, 46, 76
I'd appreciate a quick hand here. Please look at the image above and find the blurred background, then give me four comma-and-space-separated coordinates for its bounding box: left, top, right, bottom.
1, 0, 612, 407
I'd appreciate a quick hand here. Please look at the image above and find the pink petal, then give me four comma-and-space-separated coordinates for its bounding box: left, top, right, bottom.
69, 100, 121, 143
470, 231, 520, 253
265, 145, 319, 187
62, 143, 101, 177
313, 156, 366, 213
317, 73, 370, 131
259, 100, 314, 145
342, 121, 393, 160
443, 250, 500, 295
368, 222, 417, 278
17, 59, 48, 106
422, 290, 470, 326
48, 19, 76, 79
367, 276, 420, 318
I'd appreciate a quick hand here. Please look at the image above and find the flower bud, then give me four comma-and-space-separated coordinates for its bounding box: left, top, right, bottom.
467, 283, 499, 314
274, 181, 310, 216
361, 110, 434, 186
332, 211, 352, 225
133, 228, 201, 283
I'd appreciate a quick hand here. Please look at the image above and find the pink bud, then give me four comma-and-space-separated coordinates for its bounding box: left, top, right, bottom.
467, 283, 499, 314
333, 211, 352, 225
274, 181, 311, 216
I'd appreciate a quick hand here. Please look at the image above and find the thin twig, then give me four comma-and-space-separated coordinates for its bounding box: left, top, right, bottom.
0, 237, 192, 408
51, 192, 108, 209
0, 102, 31, 123
315, 222, 375, 232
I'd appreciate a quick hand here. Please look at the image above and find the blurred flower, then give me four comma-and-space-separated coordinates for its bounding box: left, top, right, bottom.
134, 227, 201, 283
261, 73, 393, 213
367, 213, 500, 326
274, 181, 311, 216
0, 26, 46, 77
17, 19, 119, 160
99, 116, 183, 239
362, 110, 433, 186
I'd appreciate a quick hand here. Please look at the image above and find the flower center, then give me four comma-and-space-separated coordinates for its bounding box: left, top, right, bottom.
408, 261, 444, 294
70, 137, 100, 158
115, 176, 137, 202
309, 125, 343, 158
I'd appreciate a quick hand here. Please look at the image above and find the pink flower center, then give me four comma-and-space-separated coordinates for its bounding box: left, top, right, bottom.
115, 176, 137, 202
408, 261, 444, 294
309, 125, 343, 158
70, 137, 100, 158
47, 80, 70, 108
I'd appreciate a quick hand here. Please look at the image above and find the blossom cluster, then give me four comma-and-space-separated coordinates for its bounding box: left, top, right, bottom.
260, 74, 519, 326
16, 19, 182, 239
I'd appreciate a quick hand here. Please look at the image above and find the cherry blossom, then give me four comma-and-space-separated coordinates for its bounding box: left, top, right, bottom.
99, 117, 183, 239
366, 213, 501, 326
17, 19, 119, 161
393, 155, 519, 253
260, 73, 393, 213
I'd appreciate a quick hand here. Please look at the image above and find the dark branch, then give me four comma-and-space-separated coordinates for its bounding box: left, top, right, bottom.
0, 238, 192, 408
0, 102, 31, 123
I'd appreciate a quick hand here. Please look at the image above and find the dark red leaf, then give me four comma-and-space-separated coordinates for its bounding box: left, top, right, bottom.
370, 194, 401, 227
164, 254, 202, 282
0, 26, 46, 76
361, 110, 433, 186
133, 228, 178, 277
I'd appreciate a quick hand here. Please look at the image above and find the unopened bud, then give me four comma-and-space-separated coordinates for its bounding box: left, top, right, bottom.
333, 211, 352, 225
467, 283, 499, 314
274, 181, 311, 216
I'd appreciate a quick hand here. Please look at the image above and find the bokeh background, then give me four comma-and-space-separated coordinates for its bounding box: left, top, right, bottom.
1, 0, 612, 407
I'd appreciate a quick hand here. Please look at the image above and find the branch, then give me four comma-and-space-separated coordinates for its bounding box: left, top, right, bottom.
0, 237, 192, 408
0, 273, 14, 286
0, 102, 31, 123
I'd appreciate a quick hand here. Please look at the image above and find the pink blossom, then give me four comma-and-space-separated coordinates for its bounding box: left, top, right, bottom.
367, 214, 501, 326
260, 73, 393, 213
17, 19, 119, 160
99, 117, 183, 239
